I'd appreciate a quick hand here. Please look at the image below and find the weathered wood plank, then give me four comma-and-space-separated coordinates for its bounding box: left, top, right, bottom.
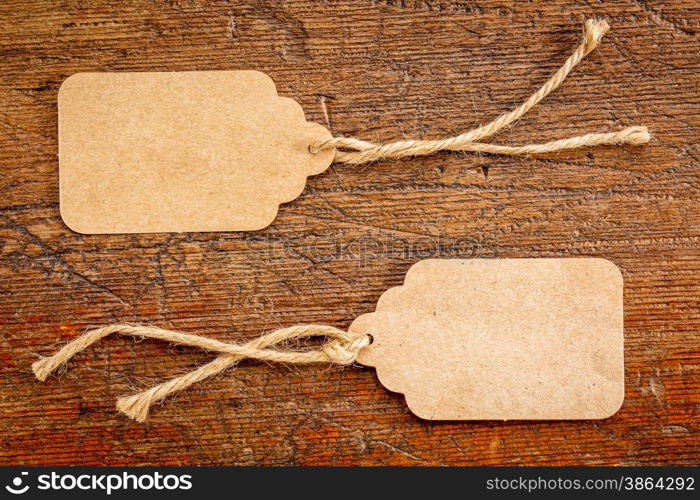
0, 0, 698, 465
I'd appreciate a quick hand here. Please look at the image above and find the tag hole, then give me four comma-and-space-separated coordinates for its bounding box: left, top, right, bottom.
308, 144, 320, 154
366, 333, 374, 345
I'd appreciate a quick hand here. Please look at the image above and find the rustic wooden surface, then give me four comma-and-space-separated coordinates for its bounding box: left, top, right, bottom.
1, 0, 698, 466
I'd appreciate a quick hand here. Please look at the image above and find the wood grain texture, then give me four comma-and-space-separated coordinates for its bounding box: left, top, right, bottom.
0, 0, 698, 466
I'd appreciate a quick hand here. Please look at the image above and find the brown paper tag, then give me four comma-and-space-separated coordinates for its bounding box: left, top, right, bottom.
58, 71, 334, 233
352, 258, 624, 420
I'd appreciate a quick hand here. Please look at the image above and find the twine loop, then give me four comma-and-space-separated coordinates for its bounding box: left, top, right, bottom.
33, 324, 371, 422
310, 19, 650, 164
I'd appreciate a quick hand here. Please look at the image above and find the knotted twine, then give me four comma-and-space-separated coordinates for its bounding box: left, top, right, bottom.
311, 19, 649, 162
34, 19, 650, 422
33, 324, 370, 422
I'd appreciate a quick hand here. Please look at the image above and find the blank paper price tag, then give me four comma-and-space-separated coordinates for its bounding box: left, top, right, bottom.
351, 258, 624, 420
58, 71, 334, 233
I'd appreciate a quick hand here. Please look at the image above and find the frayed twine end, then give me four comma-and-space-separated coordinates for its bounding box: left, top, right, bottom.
116, 394, 150, 423
584, 19, 611, 53
32, 357, 53, 382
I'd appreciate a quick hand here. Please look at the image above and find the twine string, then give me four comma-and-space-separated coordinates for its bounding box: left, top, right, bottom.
33, 19, 650, 424
311, 19, 650, 164
32, 324, 370, 423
